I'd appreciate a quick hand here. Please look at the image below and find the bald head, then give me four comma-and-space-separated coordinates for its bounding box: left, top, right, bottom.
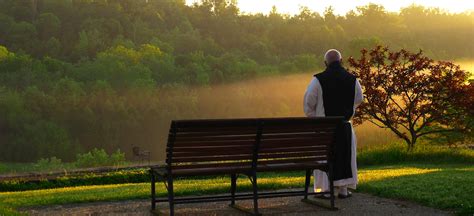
324, 49, 342, 65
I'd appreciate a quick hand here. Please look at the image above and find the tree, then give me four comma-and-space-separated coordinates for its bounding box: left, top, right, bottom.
0, 46, 12, 60
348, 46, 473, 150
35, 13, 61, 40
44, 37, 61, 57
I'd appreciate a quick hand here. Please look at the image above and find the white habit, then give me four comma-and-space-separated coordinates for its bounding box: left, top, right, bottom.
303, 77, 363, 192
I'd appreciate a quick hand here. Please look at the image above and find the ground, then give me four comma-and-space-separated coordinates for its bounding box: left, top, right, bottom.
25, 192, 450, 216
2, 163, 472, 215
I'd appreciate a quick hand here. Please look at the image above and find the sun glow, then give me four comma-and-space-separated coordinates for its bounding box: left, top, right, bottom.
186, 0, 474, 15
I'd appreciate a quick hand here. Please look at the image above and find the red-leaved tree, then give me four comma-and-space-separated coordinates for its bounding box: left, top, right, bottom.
348, 46, 473, 150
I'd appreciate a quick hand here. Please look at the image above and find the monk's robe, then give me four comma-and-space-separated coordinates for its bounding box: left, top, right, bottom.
303, 61, 363, 192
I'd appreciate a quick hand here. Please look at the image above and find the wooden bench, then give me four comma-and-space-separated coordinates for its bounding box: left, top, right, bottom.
150, 117, 344, 215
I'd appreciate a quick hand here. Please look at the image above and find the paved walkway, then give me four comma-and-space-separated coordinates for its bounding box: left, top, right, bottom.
25, 192, 451, 216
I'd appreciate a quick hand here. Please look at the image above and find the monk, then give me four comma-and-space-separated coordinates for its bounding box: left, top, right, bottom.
303, 49, 363, 198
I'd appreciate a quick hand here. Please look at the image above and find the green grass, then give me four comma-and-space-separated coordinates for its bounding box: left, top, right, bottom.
0, 164, 473, 215
0, 204, 21, 216
1, 146, 472, 214
359, 164, 474, 215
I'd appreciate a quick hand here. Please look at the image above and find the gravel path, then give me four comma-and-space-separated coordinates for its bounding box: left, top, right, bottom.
24, 192, 451, 216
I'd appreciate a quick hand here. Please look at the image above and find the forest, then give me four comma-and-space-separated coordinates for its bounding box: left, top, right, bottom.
0, 0, 473, 162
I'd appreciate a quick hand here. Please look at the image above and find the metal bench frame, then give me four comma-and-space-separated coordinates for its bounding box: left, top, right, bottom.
150, 117, 343, 215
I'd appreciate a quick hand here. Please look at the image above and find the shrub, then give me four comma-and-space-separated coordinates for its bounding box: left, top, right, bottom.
358, 143, 474, 166
75, 148, 126, 168
291, 54, 320, 72
0, 163, 6, 173
0, 169, 149, 192
34, 157, 64, 172
109, 149, 126, 166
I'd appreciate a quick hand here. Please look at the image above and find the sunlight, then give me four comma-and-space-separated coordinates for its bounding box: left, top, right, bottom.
186, 0, 474, 15
358, 167, 441, 182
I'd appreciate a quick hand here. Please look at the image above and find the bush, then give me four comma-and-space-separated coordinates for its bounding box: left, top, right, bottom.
358, 143, 474, 166
0, 169, 148, 192
34, 157, 64, 172
278, 54, 321, 74
0, 163, 6, 173
291, 54, 320, 72
75, 148, 126, 168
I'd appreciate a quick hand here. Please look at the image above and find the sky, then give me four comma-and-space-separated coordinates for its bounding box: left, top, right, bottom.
186, 0, 474, 15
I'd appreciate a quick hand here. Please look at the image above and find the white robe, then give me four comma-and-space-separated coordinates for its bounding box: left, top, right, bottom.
303, 77, 363, 192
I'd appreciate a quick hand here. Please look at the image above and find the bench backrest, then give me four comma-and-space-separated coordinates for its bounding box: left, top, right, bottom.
167, 119, 259, 172
257, 118, 342, 169
166, 117, 343, 173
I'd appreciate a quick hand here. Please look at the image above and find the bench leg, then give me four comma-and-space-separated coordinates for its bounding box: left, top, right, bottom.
301, 168, 338, 211
328, 166, 335, 209
229, 173, 261, 215
167, 177, 175, 216
304, 169, 311, 200
251, 173, 260, 216
230, 173, 237, 206
151, 171, 156, 210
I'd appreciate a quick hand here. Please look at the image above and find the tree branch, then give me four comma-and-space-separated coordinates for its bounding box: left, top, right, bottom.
418, 128, 462, 137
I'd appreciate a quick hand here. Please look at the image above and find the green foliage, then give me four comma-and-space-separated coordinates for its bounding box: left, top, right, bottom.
34, 157, 64, 172
1, 145, 471, 193
75, 149, 126, 168
0, 163, 7, 174
0, 45, 12, 60
35, 13, 60, 40
0, 204, 22, 216
358, 143, 474, 166
0, 1, 472, 164
0, 169, 148, 192
279, 54, 320, 73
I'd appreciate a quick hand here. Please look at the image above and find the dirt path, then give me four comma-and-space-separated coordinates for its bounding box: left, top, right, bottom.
24, 192, 451, 216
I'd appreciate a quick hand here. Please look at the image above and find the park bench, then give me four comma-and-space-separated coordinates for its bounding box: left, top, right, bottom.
150, 117, 344, 215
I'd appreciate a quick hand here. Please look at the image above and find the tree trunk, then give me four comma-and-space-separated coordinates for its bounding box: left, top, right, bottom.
405, 140, 415, 152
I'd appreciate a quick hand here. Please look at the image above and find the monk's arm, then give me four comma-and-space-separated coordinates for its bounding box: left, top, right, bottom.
304, 78, 318, 117
354, 79, 364, 108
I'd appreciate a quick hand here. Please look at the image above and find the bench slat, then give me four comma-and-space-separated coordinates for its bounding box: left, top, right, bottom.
175, 135, 256, 142
172, 155, 253, 163
258, 156, 327, 165
176, 126, 258, 132
171, 166, 252, 176
173, 140, 255, 147
257, 163, 327, 172
259, 151, 328, 159
174, 119, 258, 128
173, 131, 257, 138
172, 162, 252, 170
261, 132, 332, 139
259, 145, 328, 153
260, 137, 333, 147
170, 147, 254, 154
172, 151, 250, 157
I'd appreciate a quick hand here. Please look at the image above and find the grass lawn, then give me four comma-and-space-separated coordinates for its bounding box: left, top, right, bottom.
0, 163, 472, 215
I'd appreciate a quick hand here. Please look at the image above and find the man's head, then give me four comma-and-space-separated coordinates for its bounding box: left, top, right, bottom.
324, 49, 342, 66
